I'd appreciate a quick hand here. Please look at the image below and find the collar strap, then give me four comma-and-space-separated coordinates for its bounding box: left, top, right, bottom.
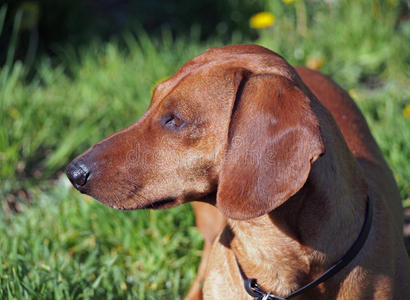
237, 196, 373, 300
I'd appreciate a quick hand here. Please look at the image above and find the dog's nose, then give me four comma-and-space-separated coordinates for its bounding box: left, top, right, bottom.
66, 160, 91, 191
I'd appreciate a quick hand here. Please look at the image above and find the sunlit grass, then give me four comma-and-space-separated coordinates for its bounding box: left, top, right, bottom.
0, 183, 203, 299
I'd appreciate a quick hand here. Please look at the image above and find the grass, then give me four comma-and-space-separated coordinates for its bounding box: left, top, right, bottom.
0, 184, 203, 299
0, 0, 409, 298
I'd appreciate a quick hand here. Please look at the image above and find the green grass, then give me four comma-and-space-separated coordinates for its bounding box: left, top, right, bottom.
0, 0, 409, 298
0, 184, 203, 299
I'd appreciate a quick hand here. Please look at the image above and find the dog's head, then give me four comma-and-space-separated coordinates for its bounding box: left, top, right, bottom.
66, 45, 324, 219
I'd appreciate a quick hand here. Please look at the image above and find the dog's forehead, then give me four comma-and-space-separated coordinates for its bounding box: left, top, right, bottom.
152, 45, 295, 103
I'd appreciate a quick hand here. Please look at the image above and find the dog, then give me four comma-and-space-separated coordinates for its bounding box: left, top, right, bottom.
66, 44, 410, 299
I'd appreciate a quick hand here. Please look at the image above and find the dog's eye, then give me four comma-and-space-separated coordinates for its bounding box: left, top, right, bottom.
162, 113, 185, 130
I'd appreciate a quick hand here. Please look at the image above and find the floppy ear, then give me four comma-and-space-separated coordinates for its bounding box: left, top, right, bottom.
216, 74, 325, 220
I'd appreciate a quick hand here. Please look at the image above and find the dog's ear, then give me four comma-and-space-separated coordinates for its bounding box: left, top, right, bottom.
216, 74, 325, 220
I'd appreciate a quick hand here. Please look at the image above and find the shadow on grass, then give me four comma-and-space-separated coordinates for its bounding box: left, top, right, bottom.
0, 0, 262, 68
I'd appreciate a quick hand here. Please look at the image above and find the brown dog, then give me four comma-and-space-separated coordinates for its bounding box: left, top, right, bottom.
66, 45, 410, 299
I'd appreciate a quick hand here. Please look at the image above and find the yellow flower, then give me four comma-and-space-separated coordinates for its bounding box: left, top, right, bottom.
402, 104, 410, 118
282, 0, 297, 4
306, 57, 324, 70
249, 12, 275, 29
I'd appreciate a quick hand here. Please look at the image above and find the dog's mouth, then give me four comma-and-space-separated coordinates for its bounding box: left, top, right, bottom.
104, 196, 178, 210
140, 197, 177, 209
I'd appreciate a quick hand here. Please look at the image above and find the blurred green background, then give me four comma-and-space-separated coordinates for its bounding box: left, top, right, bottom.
0, 0, 409, 298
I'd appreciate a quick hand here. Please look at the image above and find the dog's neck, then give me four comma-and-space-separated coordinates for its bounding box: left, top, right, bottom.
227, 135, 369, 298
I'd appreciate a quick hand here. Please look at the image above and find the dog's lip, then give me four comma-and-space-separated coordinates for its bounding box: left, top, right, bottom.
100, 196, 178, 210
140, 197, 177, 209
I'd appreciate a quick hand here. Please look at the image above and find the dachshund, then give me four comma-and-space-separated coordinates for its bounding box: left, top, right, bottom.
67, 45, 410, 299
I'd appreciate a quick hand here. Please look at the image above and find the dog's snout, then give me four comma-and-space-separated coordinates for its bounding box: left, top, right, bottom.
66, 160, 91, 191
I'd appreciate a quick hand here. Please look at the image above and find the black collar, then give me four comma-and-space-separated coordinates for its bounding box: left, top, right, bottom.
237, 196, 373, 300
